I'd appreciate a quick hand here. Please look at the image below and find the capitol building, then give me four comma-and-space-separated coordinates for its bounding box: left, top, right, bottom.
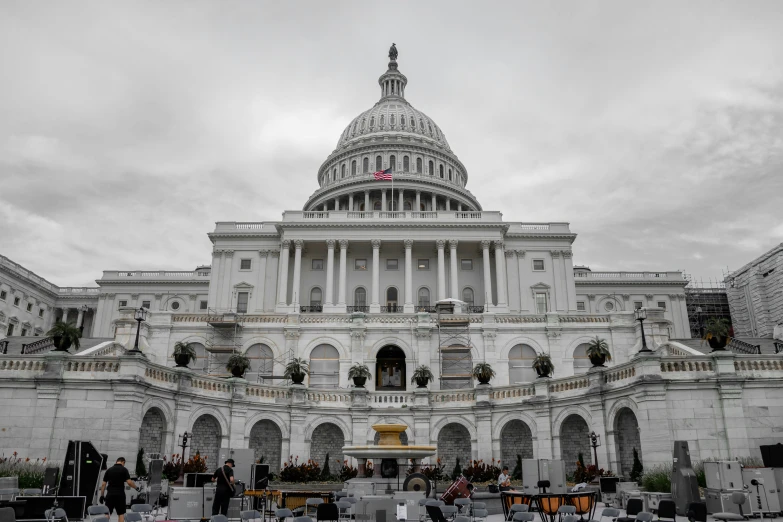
1, 48, 780, 480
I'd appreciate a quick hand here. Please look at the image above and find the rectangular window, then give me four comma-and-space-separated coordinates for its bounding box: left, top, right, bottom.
418, 259, 429, 270
39, 309, 45, 318
355, 259, 367, 270
461, 259, 473, 270
13, 297, 20, 306
0, 290, 6, 300
237, 292, 249, 313
535, 293, 548, 314
142, 300, 151, 309
26, 303, 33, 312
312, 259, 324, 270
634, 301, 643, 310
6, 324, 14, 336
658, 301, 666, 310
240, 259, 252, 270
21, 328, 27, 337
577, 301, 586, 311
386, 259, 399, 270
119, 300, 128, 307
200, 300, 208, 310
533, 259, 545, 271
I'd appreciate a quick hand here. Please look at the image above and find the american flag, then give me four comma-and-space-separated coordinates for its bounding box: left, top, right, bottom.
374, 168, 392, 180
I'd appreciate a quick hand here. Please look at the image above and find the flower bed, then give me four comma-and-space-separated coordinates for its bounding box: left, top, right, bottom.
0, 454, 50, 489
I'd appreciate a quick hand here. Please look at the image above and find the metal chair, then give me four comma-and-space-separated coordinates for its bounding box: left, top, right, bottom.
472, 502, 488, 522
276, 509, 295, 522
87, 505, 110, 522
426, 506, 449, 522
508, 504, 529, 521
616, 499, 643, 522
656, 500, 676, 522
335, 492, 348, 500
124, 514, 142, 522
713, 492, 748, 522
242, 510, 262, 522
589, 507, 619, 522
686, 502, 707, 522
44, 508, 68, 522
454, 517, 471, 522
441, 505, 459, 520
91, 517, 109, 522
131, 504, 154, 522
563, 516, 579, 522
454, 499, 472, 515
211, 516, 229, 522
334, 501, 351, 521
293, 517, 313, 522
634, 513, 654, 522
306, 498, 324, 518
557, 505, 577, 522
513, 514, 535, 522
316, 503, 339, 522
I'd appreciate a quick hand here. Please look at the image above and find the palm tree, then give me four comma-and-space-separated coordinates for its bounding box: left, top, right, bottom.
46, 320, 82, 352
586, 336, 611, 366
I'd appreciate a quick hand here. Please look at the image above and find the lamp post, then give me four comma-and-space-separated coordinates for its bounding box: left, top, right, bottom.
635, 307, 651, 352
589, 431, 601, 468
177, 431, 190, 483
128, 306, 147, 355
79, 305, 89, 334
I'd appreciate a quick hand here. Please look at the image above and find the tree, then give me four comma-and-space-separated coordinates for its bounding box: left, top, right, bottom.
512, 454, 522, 480
451, 458, 462, 480
321, 452, 331, 480
630, 448, 644, 483
135, 448, 147, 478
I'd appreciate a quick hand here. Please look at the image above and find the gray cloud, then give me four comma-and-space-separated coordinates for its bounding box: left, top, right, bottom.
1, 1, 782, 286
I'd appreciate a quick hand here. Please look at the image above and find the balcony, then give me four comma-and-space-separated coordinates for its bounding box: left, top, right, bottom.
573, 271, 685, 282
300, 305, 323, 313
347, 306, 369, 313
100, 270, 211, 281
380, 305, 403, 313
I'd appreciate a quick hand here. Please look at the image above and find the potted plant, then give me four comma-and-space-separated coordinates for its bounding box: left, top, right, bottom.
348, 364, 371, 387
533, 353, 555, 378
226, 353, 250, 378
472, 362, 496, 385
704, 318, 731, 350
46, 320, 82, 352
411, 365, 434, 388
586, 337, 612, 367
172, 341, 197, 368
284, 357, 309, 385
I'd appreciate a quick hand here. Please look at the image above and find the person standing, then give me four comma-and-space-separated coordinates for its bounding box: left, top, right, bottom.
100, 457, 138, 522
211, 458, 236, 516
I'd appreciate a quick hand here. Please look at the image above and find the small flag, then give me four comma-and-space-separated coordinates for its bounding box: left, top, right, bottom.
374, 168, 393, 180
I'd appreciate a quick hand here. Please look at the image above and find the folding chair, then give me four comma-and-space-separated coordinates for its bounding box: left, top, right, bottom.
211, 516, 229, 522
454, 499, 472, 516
242, 510, 262, 522
306, 498, 324, 518
44, 508, 68, 522
686, 502, 707, 522
419, 498, 431, 522
616, 500, 643, 522
557, 506, 576, 522
316, 503, 339, 522
124, 514, 142, 522
87, 505, 110, 522
334, 501, 351, 521
513, 514, 535, 522
294, 517, 314, 522
656, 501, 676, 522
508, 504, 529, 521
276, 508, 295, 522
441, 505, 459, 521
472, 502, 488, 522
562, 516, 578, 522
426, 506, 449, 522
131, 504, 154, 522
454, 517, 471, 522
635, 514, 654, 522
590, 507, 619, 522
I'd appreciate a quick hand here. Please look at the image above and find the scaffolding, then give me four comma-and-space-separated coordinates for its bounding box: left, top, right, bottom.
683, 273, 733, 339
204, 308, 243, 375
436, 301, 474, 390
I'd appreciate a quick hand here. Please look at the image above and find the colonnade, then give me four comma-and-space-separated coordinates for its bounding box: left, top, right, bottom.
315, 188, 474, 213
276, 239, 509, 313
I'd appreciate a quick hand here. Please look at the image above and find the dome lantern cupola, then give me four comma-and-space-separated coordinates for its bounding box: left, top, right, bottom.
378, 43, 407, 100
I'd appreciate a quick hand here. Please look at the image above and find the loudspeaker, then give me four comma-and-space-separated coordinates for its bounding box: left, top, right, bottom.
760, 444, 783, 468
185, 473, 213, 488
251, 464, 270, 490
59, 441, 104, 501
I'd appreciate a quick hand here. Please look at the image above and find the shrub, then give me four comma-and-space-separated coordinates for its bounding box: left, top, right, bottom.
338, 460, 358, 482
641, 464, 671, 492
136, 448, 147, 478
183, 452, 208, 474
416, 459, 444, 482
463, 459, 502, 483
451, 458, 463, 481
161, 455, 180, 481
279, 456, 322, 483
573, 453, 612, 483
693, 461, 706, 488
511, 455, 522, 480
0, 455, 49, 489
321, 453, 332, 480
630, 448, 643, 483
364, 461, 374, 478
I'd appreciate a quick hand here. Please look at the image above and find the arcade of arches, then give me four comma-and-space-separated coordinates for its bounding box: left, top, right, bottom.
614, 408, 642, 477
311, 423, 345, 467
249, 420, 283, 468
139, 408, 165, 456
437, 423, 471, 474
500, 420, 534, 467
559, 414, 592, 467
192, 414, 221, 465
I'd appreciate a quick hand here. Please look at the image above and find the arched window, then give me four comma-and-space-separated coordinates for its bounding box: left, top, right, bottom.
310, 287, 322, 310
404, 201, 412, 211
370, 117, 375, 128
439, 165, 444, 178
401, 115, 406, 127
411, 118, 416, 130
573, 343, 592, 375
373, 200, 382, 210
380, 114, 385, 127
462, 287, 475, 307
390, 114, 395, 126
361, 118, 366, 130
309, 344, 339, 388
351, 160, 357, 176
416, 158, 422, 173
403, 156, 410, 172
441, 346, 472, 389
363, 157, 369, 173
333, 168, 337, 181
428, 160, 434, 175
246, 343, 274, 383
376, 345, 406, 390
419, 119, 424, 130
508, 344, 537, 384
389, 155, 396, 172
391, 199, 398, 211
418, 287, 430, 309
188, 342, 208, 372
428, 123, 433, 134
376, 156, 383, 171
448, 168, 452, 181
386, 287, 398, 312
341, 164, 346, 178
354, 287, 367, 310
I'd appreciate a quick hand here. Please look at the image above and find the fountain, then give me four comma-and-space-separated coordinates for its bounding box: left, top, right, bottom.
342, 423, 436, 493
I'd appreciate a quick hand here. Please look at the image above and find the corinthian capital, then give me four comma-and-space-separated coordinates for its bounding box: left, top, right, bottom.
480, 240, 491, 250
436, 240, 445, 249
561, 250, 573, 258
448, 239, 458, 249
326, 239, 336, 249
371, 239, 381, 249
339, 239, 349, 250
294, 239, 304, 249
494, 241, 504, 251
550, 250, 561, 258
282, 240, 291, 249
404, 239, 414, 249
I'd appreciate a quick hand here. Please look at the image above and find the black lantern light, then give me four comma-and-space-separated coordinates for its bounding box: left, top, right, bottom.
589, 431, 601, 468
634, 307, 651, 352
128, 306, 147, 355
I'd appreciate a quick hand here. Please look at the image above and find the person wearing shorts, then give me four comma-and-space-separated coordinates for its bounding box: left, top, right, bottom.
100, 457, 138, 522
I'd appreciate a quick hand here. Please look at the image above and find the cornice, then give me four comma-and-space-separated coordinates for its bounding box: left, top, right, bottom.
98, 280, 210, 285
574, 280, 687, 287
276, 222, 512, 231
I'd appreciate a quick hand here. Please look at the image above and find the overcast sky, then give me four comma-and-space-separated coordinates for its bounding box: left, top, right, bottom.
1, 1, 782, 287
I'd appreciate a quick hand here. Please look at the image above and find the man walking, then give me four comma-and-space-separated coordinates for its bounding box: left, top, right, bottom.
100, 457, 138, 522
211, 458, 235, 516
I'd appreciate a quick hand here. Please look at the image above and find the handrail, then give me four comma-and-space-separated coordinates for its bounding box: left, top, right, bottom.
728, 338, 761, 355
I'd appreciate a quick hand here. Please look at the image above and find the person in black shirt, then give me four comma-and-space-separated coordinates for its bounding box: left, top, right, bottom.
99, 457, 138, 522
211, 459, 235, 516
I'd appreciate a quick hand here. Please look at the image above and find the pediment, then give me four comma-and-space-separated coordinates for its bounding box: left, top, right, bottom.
531, 282, 551, 290
233, 281, 254, 289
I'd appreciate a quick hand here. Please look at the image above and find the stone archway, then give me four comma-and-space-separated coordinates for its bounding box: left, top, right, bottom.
559, 414, 592, 469
437, 423, 471, 476
191, 414, 221, 466
310, 423, 345, 470
500, 420, 534, 469
139, 408, 166, 456
249, 420, 283, 469
614, 408, 642, 478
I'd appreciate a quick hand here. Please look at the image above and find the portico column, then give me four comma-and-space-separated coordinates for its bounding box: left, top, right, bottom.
334, 197, 339, 211
437, 240, 446, 301
449, 240, 459, 299
76, 307, 85, 328
494, 241, 508, 310
325, 240, 335, 305
446, 198, 451, 211
481, 240, 493, 310
398, 189, 404, 211
277, 240, 290, 306
370, 240, 381, 313
431, 193, 436, 211
337, 240, 348, 309
364, 191, 370, 212
349, 194, 354, 211
382, 190, 387, 211
292, 240, 303, 309
415, 190, 421, 211
404, 239, 414, 313
458, 203, 462, 211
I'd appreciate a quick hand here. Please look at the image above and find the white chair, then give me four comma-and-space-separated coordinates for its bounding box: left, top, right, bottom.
305, 498, 323, 518
125, 513, 143, 522
44, 508, 68, 522
276, 508, 295, 522
334, 501, 352, 521
508, 504, 529, 521
211, 516, 229, 522
131, 503, 154, 522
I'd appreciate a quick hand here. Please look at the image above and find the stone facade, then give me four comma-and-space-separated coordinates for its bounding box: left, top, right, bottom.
249, 420, 283, 468
726, 243, 783, 338
437, 423, 472, 475
139, 408, 165, 456
500, 420, 534, 468
310, 423, 345, 469
614, 408, 641, 478
559, 414, 592, 468
191, 414, 221, 466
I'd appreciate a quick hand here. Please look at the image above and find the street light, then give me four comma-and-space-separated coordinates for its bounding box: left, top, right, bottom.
635, 308, 651, 352
177, 431, 190, 483
79, 305, 89, 334
589, 431, 601, 468
128, 306, 147, 355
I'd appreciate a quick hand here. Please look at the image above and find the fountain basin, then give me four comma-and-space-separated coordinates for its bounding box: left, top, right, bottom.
342, 445, 436, 460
